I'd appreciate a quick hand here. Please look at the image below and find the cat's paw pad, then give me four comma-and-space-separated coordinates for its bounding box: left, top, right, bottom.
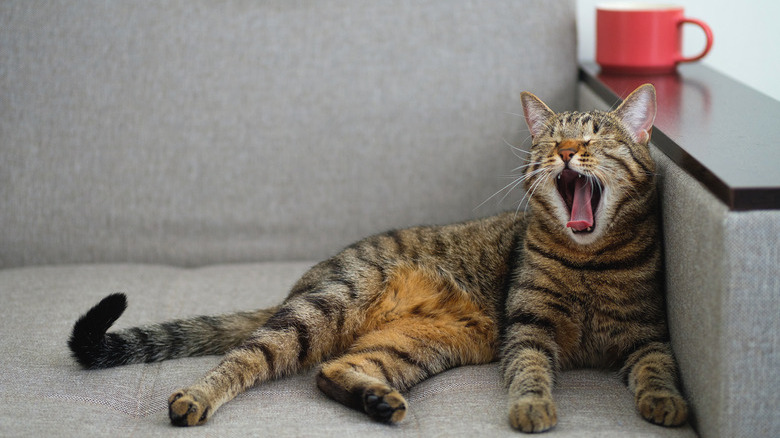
363, 385, 407, 424
637, 391, 688, 426
509, 397, 557, 433
168, 390, 210, 427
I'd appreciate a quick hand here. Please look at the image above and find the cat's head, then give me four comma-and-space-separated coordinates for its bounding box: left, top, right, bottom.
519, 84, 657, 246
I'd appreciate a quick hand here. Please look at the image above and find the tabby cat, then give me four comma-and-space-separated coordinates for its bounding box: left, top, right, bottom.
69, 84, 688, 433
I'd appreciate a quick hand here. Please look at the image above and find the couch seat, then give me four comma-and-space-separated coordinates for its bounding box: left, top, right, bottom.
0, 263, 697, 437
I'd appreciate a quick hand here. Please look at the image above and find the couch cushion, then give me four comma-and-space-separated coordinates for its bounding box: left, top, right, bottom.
0, 0, 577, 268
0, 263, 697, 437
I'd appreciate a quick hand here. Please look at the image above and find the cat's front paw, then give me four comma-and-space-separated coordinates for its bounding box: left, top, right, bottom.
168, 389, 211, 427
509, 396, 557, 433
637, 391, 688, 427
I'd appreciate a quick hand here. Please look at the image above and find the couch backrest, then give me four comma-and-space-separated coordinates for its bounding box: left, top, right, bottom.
0, 1, 576, 267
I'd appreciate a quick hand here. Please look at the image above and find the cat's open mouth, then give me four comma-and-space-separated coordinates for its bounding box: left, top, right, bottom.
556, 169, 602, 234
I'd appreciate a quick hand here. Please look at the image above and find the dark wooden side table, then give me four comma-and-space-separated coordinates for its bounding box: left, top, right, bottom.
580, 61, 780, 211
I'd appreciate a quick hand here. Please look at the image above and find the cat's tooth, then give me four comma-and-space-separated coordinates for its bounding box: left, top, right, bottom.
557, 174, 561, 180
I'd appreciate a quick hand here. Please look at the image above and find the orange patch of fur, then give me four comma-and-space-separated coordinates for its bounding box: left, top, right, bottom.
358, 265, 498, 365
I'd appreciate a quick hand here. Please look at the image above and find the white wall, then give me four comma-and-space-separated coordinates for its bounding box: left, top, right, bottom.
577, 0, 780, 102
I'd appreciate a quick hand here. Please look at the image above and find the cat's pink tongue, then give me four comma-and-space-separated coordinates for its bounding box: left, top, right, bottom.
566, 176, 594, 231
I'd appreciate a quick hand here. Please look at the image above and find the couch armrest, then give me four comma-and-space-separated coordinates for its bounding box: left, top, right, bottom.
578, 63, 780, 438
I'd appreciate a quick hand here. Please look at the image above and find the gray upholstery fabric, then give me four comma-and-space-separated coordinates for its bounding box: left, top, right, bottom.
0, 263, 697, 437
0, 0, 577, 268
659, 157, 780, 438
719, 213, 780, 437
579, 84, 780, 438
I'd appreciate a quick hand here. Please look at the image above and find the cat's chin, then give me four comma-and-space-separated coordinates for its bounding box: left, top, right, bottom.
570, 225, 595, 234
566, 225, 604, 246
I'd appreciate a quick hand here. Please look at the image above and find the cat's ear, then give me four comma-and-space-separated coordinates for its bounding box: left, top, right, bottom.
521, 92, 556, 138
613, 84, 656, 145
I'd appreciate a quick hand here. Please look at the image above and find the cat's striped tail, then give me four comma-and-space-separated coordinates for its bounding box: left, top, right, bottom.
68, 293, 278, 369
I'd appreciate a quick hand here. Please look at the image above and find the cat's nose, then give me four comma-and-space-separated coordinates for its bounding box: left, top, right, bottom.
558, 148, 576, 163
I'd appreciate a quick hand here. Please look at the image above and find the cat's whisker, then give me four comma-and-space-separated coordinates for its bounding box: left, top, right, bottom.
502, 138, 533, 163
515, 168, 552, 219
500, 180, 528, 207
509, 161, 545, 173
526, 170, 553, 214
475, 164, 544, 210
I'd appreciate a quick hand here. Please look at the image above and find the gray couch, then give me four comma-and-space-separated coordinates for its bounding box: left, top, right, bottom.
0, 2, 772, 437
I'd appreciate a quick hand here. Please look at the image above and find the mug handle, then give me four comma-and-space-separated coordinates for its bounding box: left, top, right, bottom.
677, 18, 714, 64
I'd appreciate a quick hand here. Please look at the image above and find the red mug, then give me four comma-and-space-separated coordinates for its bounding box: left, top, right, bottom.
596, 3, 714, 74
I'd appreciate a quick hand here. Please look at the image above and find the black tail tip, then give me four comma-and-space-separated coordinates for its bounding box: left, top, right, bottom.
94, 293, 128, 317
68, 293, 128, 368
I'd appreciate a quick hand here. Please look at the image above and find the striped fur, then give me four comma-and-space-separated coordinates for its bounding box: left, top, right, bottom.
69, 84, 687, 432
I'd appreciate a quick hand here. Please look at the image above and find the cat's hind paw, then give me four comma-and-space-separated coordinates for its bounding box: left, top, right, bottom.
637, 391, 688, 427
363, 385, 407, 424
509, 396, 557, 433
168, 390, 211, 427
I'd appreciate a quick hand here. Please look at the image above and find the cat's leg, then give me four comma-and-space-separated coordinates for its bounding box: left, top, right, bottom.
167, 236, 400, 426
501, 337, 558, 433
501, 288, 574, 433
317, 266, 498, 424
167, 293, 355, 426
621, 341, 688, 426
316, 315, 497, 424
168, 328, 298, 426
316, 344, 410, 424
